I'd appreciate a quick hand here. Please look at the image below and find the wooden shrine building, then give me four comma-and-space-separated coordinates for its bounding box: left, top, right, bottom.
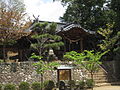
0, 21, 96, 62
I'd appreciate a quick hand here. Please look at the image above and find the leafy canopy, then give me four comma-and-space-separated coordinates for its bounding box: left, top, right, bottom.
64, 50, 108, 73
31, 22, 64, 57
55, 0, 116, 31
31, 53, 59, 74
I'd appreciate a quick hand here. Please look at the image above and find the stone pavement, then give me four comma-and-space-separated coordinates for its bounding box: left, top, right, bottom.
93, 85, 120, 90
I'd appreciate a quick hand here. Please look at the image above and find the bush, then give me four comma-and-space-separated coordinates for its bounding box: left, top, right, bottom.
56, 81, 65, 90
0, 84, 2, 90
44, 80, 55, 90
4, 84, 16, 90
31, 82, 41, 90
79, 80, 85, 89
86, 79, 94, 88
68, 80, 76, 87
0, 59, 3, 63
19, 82, 30, 90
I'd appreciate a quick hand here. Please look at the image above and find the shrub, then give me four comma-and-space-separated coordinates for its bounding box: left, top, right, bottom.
43, 81, 49, 88
44, 80, 55, 90
86, 79, 94, 88
68, 80, 76, 87
0, 59, 3, 63
19, 82, 30, 90
31, 82, 41, 90
0, 84, 2, 90
4, 84, 16, 90
79, 80, 85, 89
56, 81, 65, 90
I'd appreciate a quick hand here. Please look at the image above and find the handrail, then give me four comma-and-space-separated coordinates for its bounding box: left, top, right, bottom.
98, 64, 108, 74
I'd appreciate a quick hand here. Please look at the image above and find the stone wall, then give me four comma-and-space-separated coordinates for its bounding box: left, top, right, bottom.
0, 62, 58, 84
0, 61, 98, 84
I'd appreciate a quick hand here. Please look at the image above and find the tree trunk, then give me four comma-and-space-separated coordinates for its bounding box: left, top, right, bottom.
91, 72, 94, 90
41, 73, 43, 90
3, 45, 6, 62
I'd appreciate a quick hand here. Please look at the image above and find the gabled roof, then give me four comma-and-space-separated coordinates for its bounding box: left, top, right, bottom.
25, 20, 95, 35
61, 23, 95, 34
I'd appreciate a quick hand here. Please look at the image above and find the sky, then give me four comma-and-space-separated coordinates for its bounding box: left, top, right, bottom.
24, 0, 67, 22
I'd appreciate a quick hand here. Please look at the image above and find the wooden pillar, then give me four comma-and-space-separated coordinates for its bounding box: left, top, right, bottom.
63, 38, 66, 53
80, 38, 83, 52
69, 41, 71, 51
18, 50, 23, 61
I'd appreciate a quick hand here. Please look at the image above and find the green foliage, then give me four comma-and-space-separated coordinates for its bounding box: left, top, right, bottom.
97, 23, 120, 61
43, 81, 49, 88
86, 79, 94, 88
0, 59, 3, 63
31, 82, 41, 90
30, 53, 43, 60
111, 0, 120, 31
79, 80, 85, 89
97, 23, 119, 51
68, 80, 76, 87
19, 82, 30, 90
33, 60, 59, 74
64, 50, 108, 80
44, 80, 55, 90
4, 84, 16, 90
58, 0, 116, 31
0, 84, 2, 90
44, 42, 64, 49
80, 50, 108, 73
31, 22, 64, 58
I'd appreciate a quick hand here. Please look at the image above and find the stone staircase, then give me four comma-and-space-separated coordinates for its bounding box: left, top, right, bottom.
93, 68, 108, 83
88, 66, 116, 86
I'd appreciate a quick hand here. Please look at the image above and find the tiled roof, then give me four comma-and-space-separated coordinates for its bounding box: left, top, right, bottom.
61, 24, 95, 34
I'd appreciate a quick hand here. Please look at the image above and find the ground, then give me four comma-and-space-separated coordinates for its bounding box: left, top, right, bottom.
92, 85, 120, 90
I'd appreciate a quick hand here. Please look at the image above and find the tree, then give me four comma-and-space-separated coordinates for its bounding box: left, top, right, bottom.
111, 0, 120, 31
113, 32, 120, 61
30, 53, 59, 90
0, 0, 31, 61
64, 50, 108, 89
55, 0, 116, 31
97, 23, 120, 60
97, 23, 116, 51
31, 22, 64, 61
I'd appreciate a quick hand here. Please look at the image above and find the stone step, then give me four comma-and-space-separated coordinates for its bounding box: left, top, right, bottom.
86, 67, 116, 84
95, 82, 111, 87
94, 77, 107, 80
95, 82, 120, 87
95, 80, 108, 83
88, 75, 107, 78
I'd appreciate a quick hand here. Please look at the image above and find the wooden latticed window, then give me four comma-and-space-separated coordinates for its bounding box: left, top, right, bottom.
58, 69, 71, 81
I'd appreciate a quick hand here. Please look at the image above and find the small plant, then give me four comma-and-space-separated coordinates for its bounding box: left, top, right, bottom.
0, 84, 2, 90
44, 80, 55, 90
0, 59, 3, 63
56, 81, 65, 90
68, 80, 76, 89
79, 80, 85, 89
31, 82, 41, 90
68, 80, 76, 87
4, 84, 16, 90
86, 79, 94, 88
19, 82, 30, 90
